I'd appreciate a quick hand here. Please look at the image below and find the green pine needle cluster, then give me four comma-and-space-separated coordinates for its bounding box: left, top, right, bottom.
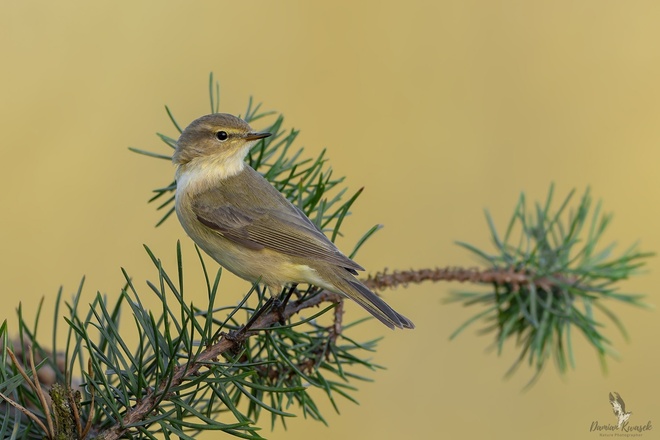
448, 185, 653, 386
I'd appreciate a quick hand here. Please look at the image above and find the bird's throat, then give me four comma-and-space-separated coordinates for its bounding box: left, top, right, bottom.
176, 154, 247, 195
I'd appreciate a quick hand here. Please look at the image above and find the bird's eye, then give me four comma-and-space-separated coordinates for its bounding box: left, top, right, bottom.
215, 131, 229, 141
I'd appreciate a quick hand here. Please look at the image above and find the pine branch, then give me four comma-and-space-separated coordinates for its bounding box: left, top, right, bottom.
97, 288, 344, 439
0, 73, 653, 440
97, 278, 343, 440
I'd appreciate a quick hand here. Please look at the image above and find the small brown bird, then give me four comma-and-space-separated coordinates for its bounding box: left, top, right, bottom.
173, 113, 413, 329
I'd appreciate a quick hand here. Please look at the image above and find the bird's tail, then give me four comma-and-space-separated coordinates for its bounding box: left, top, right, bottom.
323, 268, 414, 330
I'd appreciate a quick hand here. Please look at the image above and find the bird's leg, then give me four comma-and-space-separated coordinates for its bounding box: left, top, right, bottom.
226, 287, 276, 344
217, 284, 267, 345
274, 283, 298, 324
243, 297, 275, 330
280, 283, 298, 308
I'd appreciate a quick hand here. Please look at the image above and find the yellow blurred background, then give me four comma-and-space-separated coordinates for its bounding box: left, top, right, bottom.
2, 1, 659, 439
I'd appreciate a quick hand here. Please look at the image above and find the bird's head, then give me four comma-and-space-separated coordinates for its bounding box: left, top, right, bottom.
173, 113, 271, 166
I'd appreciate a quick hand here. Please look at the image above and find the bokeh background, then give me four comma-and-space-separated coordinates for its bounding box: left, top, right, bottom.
2, 1, 659, 439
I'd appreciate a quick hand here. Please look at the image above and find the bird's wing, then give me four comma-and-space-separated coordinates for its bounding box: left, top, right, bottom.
609, 393, 623, 416
615, 393, 627, 413
192, 170, 363, 273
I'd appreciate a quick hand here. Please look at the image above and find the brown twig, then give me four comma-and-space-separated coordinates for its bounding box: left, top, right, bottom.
69, 387, 82, 439
81, 359, 95, 439
330, 299, 344, 343
0, 390, 51, 436
364, 266, 578, 292
28, 348, 56, 439
6, 348, 55, 439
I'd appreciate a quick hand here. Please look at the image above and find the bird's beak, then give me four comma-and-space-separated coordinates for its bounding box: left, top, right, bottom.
245, 132, 272, 141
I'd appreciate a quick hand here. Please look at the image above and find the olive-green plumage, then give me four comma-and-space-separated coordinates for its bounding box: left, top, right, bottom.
173, 113, 413, 329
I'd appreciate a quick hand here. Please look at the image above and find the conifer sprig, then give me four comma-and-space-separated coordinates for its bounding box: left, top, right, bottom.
445, 185, 652, 386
